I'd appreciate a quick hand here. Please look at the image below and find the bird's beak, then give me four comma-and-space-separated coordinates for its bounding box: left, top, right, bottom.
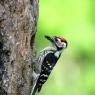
45, 35, 54, 43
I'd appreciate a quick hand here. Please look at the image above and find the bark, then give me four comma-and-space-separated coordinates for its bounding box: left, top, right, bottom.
0, 0, 39, 95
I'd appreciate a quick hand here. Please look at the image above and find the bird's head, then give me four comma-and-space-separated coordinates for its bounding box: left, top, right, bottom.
45, 35, 68, 51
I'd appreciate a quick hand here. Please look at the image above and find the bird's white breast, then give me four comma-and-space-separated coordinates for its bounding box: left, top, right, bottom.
54, 51, 61, 58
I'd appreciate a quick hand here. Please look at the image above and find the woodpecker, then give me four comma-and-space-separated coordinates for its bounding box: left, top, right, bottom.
31, 35, 68, 95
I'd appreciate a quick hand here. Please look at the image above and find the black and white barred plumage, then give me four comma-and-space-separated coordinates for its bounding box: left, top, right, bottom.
31, 35, 67, 95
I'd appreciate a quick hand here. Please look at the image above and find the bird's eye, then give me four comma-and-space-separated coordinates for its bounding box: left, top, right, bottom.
61, 40, 64, 42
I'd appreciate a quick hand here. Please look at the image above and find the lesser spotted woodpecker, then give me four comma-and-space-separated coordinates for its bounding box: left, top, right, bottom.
31, 35, 68, 95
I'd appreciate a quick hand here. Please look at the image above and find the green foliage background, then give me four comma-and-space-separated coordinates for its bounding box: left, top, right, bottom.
35, 0, 95, 95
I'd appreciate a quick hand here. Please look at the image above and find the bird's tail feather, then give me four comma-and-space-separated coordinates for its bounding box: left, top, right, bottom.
31, 82, 38, 95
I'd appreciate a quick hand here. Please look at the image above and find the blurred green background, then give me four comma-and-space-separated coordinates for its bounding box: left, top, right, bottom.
35, 0, 95, 95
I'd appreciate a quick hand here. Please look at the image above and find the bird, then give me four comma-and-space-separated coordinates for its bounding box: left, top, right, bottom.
31, 35, 68, 95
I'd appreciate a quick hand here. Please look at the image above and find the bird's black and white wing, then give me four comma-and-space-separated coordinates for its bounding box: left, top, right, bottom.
31, 51, 60, 95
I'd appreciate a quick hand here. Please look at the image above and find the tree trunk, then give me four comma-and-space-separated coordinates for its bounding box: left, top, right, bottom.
0, 0, 39, 95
